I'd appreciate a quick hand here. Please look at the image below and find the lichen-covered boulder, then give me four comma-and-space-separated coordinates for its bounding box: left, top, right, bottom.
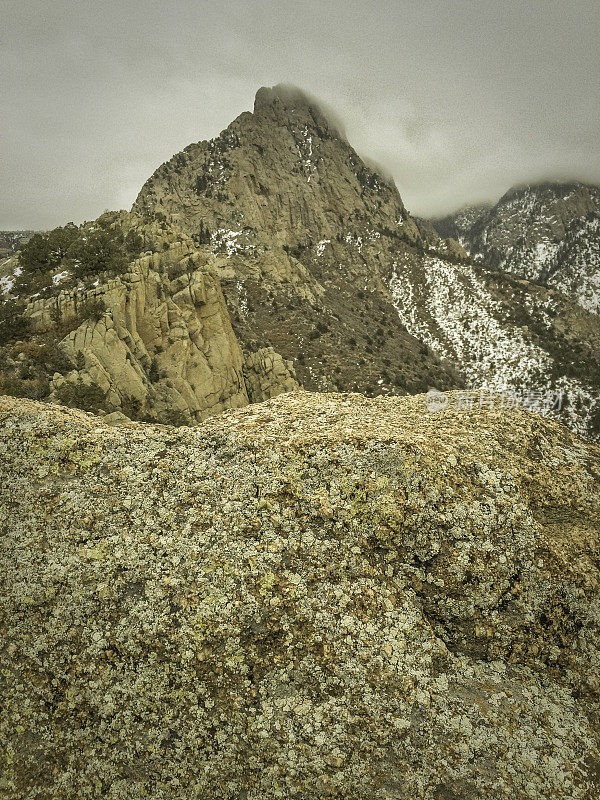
1, 391, 599, 799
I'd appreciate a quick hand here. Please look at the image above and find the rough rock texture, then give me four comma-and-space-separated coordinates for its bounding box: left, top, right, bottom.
1, 392, 599, 799
134, 84, 424, 254
133, 84, 469, 398
242, 346, 299, 403
42, 248, 249, 423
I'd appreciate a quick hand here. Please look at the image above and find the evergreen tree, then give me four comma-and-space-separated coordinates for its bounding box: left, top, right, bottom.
66, 230, 127, 278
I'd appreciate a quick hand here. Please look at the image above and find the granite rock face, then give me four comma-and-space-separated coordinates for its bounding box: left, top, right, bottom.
1, 392, 599, 799
1, 213, 298, 424
242, 346, 299, 403
42, 246, 249, 424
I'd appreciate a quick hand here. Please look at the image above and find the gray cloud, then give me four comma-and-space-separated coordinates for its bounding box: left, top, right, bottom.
1, 0, 599, 228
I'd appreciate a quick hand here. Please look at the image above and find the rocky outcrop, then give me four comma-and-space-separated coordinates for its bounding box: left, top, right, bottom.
242, 346, 298, 402
2, 214, 298, 424
132, 84, 466, 399
133, 85, 423, 255
1, 391, 599, 799
30, 246, 250, 423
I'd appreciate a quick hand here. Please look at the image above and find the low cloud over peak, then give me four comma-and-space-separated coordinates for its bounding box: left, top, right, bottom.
2, 0, 599, 228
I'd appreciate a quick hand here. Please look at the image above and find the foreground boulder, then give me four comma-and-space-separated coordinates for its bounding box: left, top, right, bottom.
1, 391, 599, 799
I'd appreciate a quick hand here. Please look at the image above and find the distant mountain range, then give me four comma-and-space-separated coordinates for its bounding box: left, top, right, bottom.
0, 230, 37, 259
431, 182, 600, 314
1, 86, 599, 439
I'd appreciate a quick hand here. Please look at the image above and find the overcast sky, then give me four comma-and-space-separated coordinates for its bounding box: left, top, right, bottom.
2, 0, 599, 229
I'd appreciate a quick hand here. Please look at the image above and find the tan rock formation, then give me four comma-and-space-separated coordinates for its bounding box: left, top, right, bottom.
242, 346, 298, 402
23, 229, 298, 423
1, 391, 599, 798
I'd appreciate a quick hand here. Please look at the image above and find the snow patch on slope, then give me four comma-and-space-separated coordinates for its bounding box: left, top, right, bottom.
0, 264, 22, 298
297, 125, 317, 183
390, 256, 552, 389
389, 255, 598, 437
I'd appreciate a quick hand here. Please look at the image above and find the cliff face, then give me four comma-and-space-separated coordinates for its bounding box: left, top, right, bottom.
35, 245, 249, 423
134, 85, 419, 252
1, 392, 600, 799
0, 212, 297, 424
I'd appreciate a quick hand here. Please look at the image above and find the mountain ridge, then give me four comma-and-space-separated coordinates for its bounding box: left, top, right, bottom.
433, 181, 600, 314
1, 85, 599, 438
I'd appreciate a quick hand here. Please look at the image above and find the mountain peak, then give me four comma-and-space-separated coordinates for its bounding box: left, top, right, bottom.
253, 83, 314, 113
252, 83, 346, 139
134, 83, 408, 249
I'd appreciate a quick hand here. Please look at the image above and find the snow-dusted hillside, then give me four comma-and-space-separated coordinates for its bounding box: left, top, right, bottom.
0, 256, 21, 297
437, 183, 600, 314
389, 253, 600, 439
543, 215, 600, 313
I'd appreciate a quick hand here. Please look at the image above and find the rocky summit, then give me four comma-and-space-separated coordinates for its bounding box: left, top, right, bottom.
2, 86, 600, 440
1, 391, 600, 799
